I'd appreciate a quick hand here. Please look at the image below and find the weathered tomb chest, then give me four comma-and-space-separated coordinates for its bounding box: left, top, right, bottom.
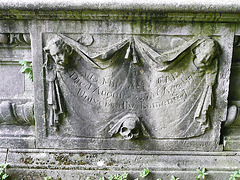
0, 1, 240, 179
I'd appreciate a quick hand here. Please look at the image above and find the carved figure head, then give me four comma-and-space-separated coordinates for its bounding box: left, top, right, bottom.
193, 37, 220, 69
119, 114, 140, 140
44, 36, 72, 68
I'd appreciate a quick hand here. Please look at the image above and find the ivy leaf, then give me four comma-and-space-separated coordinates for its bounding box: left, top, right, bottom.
140, 168, 149, 178
19, 60, 33, 82
2, 173, 9, 179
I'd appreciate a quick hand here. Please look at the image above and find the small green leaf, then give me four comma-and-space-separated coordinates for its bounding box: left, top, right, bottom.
140, 168, 149, 178
121, 172, 128, 179
19, 60, 26, 65
19, 60, 33, 82
108, 175, 114, 180
2, 173, 9, 179
20, 66, 27, 72
196, 169, 202, 174
3, 164, 8, 169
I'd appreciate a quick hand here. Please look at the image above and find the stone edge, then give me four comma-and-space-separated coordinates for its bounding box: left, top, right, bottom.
0, 0, 239, 13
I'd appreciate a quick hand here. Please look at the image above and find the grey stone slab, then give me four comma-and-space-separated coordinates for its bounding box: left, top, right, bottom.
7, 149, 240, 170
31, 20, 233, 151
0, 1, 239, 13
0, 148, 7, 164
0, 137, 35, 149
0, 31, 34, 148
5, 149, 240, 180
5, 169, 236, 180
0, 65, 24, 98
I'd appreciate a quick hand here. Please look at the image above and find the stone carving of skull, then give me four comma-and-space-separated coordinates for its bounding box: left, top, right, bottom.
119, 114, 140, 140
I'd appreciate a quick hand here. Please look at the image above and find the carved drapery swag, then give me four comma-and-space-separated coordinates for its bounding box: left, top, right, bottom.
44, 34, 220, 138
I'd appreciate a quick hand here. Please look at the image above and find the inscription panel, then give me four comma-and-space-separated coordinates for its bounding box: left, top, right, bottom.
43, 33, 220, 141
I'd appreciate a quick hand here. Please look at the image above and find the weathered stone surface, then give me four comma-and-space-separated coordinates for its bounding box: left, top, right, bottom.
43, 34, 220, 139
5, 149, 240, 180
0, 0, 239, 13
5, 169, 236, 180
0, 1, 240, 179
0, 31, 35, 148
223, 35, 240, 151
0, 148, 7, 164
33, 21, 233, 151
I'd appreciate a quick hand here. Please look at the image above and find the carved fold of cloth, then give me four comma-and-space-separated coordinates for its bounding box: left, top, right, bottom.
52, 34, 219, 138
58, 34, 200, 70
159, 59, 218, 138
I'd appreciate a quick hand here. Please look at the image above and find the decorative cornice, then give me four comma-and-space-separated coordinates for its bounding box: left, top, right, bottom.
0, 1, 239, 22
0, 10, 239, 23
0, 0, 239, 13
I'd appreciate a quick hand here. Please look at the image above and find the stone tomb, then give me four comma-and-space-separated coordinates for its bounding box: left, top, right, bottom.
0, 1, 239, 179
0, 9, 233, 153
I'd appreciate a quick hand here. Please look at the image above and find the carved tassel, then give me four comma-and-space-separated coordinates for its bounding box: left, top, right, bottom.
49, 107, 54, 127
125, 42, 131, 59
132, 44, 138, 64
48, 81, 54, 127
54, 78, 64, 128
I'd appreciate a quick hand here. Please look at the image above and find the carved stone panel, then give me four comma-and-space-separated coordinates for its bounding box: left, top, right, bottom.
0, 32, 35, 148
34, 21, 233, 151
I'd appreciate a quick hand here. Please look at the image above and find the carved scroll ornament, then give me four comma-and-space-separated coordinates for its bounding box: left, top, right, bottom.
0, 101, 34, 125
0, 33, 31, 45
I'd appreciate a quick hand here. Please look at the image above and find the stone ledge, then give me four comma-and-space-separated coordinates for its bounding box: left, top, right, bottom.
0, 0, 239, 13
0, 1, 239, 22
5, 149, 240, 170
4, 169, 237, 180
3, 149, 240, 179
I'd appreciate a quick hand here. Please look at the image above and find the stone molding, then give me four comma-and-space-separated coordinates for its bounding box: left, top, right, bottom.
0, 1, 239, 22
1, 149, 240, 179
0, 10, 239, 23
0, 0, 239, 13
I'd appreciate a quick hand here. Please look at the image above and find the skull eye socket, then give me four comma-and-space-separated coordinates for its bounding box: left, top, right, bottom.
131, 129, 138, 135
121, 127, 129, 133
